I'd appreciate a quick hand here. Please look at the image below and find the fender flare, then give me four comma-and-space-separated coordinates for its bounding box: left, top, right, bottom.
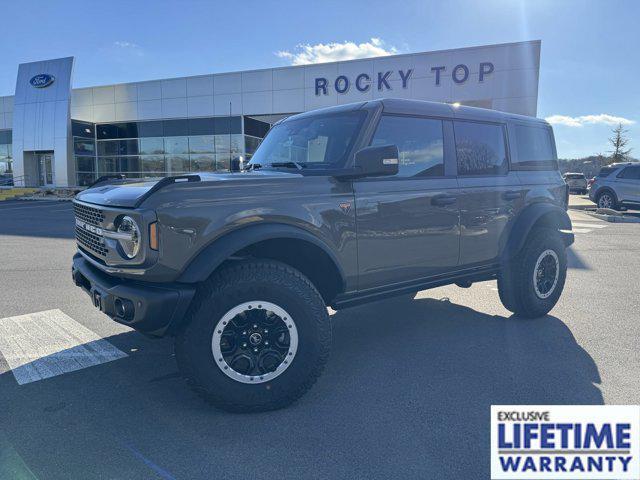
176, 223, 347, 287
501, 203, 572, 262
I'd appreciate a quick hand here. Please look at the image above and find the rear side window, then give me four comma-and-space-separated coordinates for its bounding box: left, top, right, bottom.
513, 124, 557, 170
618, 166, 640, 180
370, 115, 444, 177
598, 167, 617, 177
454, 121, 507, 175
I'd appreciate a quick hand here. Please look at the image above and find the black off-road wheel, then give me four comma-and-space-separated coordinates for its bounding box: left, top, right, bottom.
175, 260, 331, 412
498, 227, 567, 318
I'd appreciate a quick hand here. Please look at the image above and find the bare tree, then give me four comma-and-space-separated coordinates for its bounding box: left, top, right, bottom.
608, 123, 632, 164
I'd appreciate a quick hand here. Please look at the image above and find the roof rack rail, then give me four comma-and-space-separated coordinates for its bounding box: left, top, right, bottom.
134, 174, 202, 208
88, 174, 126, 188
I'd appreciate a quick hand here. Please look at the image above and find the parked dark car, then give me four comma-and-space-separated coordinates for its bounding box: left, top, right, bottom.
71, 99, 573, 412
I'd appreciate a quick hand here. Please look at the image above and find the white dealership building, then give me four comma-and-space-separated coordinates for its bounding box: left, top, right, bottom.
0, 40, 541, 187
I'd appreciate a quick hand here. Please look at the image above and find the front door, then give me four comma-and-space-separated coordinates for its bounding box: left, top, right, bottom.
354, 114, 460, 290
36, 153, 54, 186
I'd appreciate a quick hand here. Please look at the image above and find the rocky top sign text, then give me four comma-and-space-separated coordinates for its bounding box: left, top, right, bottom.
315, 62, 494, 95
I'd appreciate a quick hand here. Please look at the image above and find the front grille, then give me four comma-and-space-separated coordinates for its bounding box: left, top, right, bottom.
75, 225, 108, 257
74, 202, 107, 257
74, 202, 104, 226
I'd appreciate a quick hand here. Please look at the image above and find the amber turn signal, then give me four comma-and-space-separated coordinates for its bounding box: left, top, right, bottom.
149, 222, 159, 250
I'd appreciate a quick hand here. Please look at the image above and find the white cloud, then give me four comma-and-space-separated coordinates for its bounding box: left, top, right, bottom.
113, 41, 143, 56
545, 114, 635, 127
114, 41, 139, 49
276, 38, 398, 66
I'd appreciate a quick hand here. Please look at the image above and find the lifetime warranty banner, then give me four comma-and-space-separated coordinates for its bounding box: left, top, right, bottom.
491, 405, 640, 479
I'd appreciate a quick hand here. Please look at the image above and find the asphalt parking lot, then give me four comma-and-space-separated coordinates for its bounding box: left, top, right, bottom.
0, 200, 639, 480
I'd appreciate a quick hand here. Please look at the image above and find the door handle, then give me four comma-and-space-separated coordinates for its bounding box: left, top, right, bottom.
432, 194, 457, 207
502, 190, 522, 201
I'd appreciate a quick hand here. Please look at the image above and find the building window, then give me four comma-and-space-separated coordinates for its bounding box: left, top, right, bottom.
165, 137, 189, 155
0, 131, 12, 183
79, 116, 267, 184
166, 155, 189, 174
139, 137, 165, 155
244, 117, 270, 138
189, 136, 215, 154
245, 136, 262, 157
72, 121, 98, 186
454, 121, 508, 176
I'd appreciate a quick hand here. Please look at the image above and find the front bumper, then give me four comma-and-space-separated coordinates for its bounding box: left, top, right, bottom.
72, 253, 196, 337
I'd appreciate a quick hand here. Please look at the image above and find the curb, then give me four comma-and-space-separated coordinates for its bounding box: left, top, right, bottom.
587, 212, 640, 223
17, 197, 74, 202
568, 205, 596, 211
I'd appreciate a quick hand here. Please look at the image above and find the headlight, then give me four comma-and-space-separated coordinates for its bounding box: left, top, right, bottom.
116, 216, 141, 259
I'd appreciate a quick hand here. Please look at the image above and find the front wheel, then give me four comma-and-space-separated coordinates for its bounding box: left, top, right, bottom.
597, 190, 618, 210
175, 260, 331, 412
498, 228, 567, 318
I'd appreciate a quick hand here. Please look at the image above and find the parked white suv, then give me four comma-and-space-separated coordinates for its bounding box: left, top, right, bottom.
563, 172, 588, 194
589, 163, 640, 210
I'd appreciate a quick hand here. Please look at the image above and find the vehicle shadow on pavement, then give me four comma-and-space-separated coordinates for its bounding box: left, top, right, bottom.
0, 296, 602, 480
567, 246, 590, 270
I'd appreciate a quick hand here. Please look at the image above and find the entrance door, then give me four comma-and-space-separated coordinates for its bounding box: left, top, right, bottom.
36, 153, 54, 186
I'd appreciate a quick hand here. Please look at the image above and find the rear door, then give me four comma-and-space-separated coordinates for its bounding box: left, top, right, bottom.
354, 114, 460, 290
454, 120, 524, 266
616, 166, 640, 203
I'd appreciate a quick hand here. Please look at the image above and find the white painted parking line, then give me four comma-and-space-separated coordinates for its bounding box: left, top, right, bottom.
572, 228, 594, 233
0, 309, 127, 385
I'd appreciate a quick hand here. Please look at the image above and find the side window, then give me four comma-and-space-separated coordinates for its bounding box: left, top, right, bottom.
619, 166, 640, 180
454, 121, 507, 175
513, 124, 557, 169
370, 115, 444, 177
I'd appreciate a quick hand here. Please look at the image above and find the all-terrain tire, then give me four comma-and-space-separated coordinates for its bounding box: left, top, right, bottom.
498, 227, 567, 318
175, 259, 331, 412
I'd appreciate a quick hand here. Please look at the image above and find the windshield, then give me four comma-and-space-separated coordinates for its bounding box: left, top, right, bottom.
248, 111, 366, 169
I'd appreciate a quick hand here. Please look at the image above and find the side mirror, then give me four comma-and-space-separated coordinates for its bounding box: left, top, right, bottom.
352, 144, 399, 178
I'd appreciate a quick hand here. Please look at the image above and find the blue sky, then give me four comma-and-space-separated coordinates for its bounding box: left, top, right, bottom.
1, 0, 638, 159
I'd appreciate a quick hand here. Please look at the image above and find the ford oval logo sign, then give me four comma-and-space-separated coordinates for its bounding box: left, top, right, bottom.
30, 74, 55, 88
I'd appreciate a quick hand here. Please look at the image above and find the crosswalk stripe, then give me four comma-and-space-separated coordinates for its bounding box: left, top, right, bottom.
572, 222, 608, 229
0, 309, 127, 385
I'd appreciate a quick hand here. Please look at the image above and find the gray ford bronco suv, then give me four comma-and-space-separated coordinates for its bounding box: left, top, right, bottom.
72, 99, 573, 412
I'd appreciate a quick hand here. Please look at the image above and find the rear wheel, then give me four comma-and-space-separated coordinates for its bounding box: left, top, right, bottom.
175, 260, 331, 412
498, 228, 567, 318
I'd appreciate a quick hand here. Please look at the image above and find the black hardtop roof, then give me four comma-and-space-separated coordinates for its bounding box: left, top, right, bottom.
282, 98, 549, 127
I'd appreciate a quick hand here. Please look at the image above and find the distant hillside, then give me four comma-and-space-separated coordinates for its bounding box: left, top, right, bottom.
558, 156, 638, 177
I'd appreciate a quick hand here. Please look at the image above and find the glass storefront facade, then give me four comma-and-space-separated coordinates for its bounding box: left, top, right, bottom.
0, 130, 12, 185
72, 116, 269, 186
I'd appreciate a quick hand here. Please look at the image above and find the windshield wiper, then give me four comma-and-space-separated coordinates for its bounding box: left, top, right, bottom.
268, 161, 306, 170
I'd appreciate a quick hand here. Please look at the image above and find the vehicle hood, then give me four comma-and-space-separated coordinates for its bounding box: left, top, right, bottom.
74, 171, 304, 208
